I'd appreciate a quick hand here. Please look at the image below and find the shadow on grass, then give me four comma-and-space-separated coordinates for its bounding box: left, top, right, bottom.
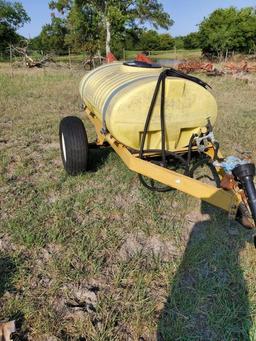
0, 255, 27, 340
88, 146, 112, 172
157, 203, 252, 340
0, 255, 16, 297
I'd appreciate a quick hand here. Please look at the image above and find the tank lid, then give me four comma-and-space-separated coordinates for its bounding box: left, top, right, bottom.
123, 61, 161, 68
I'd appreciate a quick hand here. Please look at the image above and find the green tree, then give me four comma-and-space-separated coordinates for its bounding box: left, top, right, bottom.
159, 33, 175, 50
0, 0, 30, 52
139, 29, 159, 50
36, 17, 68, 53
137, 30, 174, 51
123, 27, 142, 51
234, 7, 256, 53
49, 0, 173, 56
64, 2, 103, 55
174, 36, 184, 49
183, 32, 200, 49
199, 7, 256, 58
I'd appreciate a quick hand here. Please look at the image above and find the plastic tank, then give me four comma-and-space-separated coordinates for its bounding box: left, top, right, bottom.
79, 62, 217, 151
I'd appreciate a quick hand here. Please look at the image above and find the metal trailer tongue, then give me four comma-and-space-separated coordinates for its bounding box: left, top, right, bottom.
215, 156, 256, 233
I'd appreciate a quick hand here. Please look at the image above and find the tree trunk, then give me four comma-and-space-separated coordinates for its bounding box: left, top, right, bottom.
105, 17, 111, 56
225, 49, 229, 62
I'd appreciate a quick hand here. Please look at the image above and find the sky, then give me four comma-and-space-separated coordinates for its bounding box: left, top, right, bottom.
18, 0, 256, 38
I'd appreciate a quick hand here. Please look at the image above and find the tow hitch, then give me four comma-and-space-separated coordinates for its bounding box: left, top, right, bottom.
215, 156, 256, 245
232, 163, 256, 223
233, 163, 256, 247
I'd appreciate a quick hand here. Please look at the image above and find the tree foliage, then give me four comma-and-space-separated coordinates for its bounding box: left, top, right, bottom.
174, 36, 184, 49
49, 0, 173, 55
183, 32, 200, 50
31, 17, 68, 52
158, 33, 175, 50
139, 30, 159, 50
0, 0, 30, 51
199, 7, 256, 57
138, 30, 174, 50
64, 2, 103, 55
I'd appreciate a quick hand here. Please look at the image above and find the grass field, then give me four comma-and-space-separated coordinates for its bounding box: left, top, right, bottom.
0, 63, 256, 340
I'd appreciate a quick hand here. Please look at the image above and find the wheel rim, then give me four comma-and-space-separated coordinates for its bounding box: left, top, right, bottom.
61, 133, 67, 162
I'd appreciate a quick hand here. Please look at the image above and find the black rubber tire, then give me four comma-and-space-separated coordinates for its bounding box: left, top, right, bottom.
59, 116, 89, 175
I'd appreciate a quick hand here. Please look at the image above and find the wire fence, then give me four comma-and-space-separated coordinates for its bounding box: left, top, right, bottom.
0, 45, 204, 74
0, 45, 182, 63
0, 46, 129, 71
0, 46, 101, 71
0, 46, 154, 72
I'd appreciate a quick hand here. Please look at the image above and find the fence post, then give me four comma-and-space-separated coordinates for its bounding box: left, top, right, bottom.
68, 47, 72, 69
9, 44, 13, 77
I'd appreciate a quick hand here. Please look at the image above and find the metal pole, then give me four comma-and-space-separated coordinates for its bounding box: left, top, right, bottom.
68, 47, 72, 69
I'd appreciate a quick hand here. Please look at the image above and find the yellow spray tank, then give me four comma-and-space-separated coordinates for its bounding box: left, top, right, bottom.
79, 62, 217, 151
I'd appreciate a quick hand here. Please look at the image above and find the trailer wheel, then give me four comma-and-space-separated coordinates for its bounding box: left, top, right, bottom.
59, 116, 89, 175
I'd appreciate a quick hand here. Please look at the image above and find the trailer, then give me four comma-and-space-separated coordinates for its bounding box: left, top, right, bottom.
59, 61, 256, 235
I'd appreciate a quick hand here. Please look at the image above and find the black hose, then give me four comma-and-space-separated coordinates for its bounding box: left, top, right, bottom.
189, 157, 221, 188
185, 134, 195, 176
139, 68, 212, 192
213, 141, 221, 161
165, 68, 211, 89
138, 174, 172, 192
160, 76, 167, 166
138, 153, 187, 192
139, 73, 164, 160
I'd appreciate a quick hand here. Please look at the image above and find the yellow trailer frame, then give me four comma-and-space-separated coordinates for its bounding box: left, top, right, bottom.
85, 107, 243, 219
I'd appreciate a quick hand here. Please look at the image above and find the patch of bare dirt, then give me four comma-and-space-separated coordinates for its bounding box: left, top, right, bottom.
63, 283, 98, 314
119, 232, 179, 262
5, 156, 20, 180
52, 281, 101, 318
42, 142, 60, 151
46, 281, 104, 337
0, 234, 17, 253
182, 210, 211, 244
34, 244, 63, 266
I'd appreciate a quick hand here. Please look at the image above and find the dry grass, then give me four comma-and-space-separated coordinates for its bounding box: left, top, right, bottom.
0, 63, 256, 340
